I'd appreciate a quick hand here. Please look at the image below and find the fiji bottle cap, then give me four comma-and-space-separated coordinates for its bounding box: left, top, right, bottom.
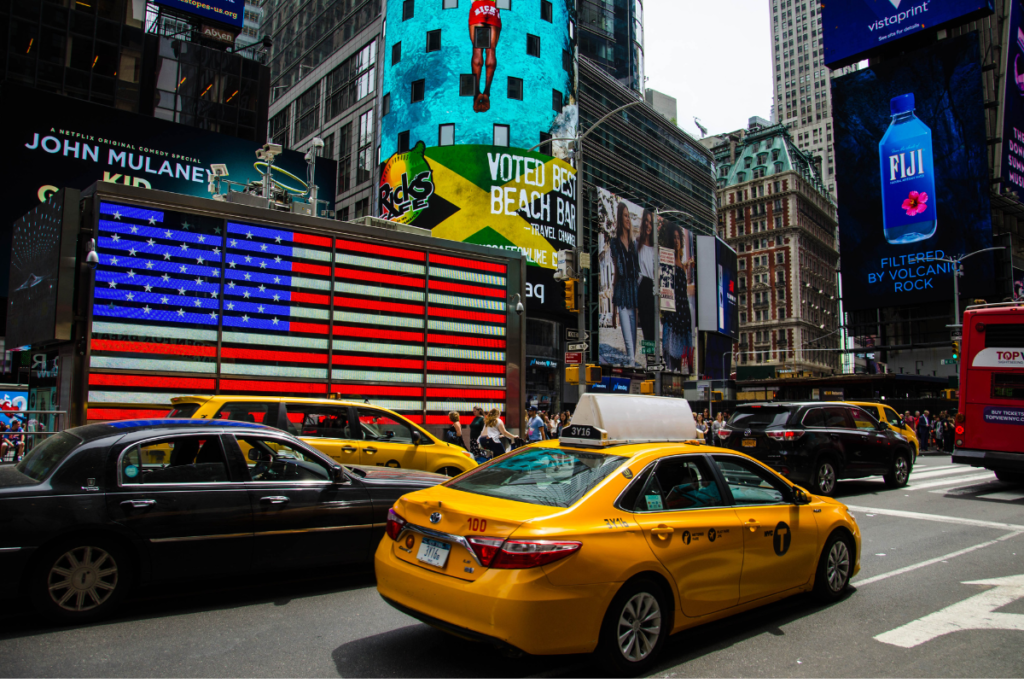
890, 93, 916, 115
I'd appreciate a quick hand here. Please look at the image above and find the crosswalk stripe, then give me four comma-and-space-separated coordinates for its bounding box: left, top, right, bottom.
912, 464, 965, 473
905, 466, 977, 481
905, 473, 995, 490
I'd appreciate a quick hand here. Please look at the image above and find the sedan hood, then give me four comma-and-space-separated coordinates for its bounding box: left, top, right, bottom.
347, 465, 448, 485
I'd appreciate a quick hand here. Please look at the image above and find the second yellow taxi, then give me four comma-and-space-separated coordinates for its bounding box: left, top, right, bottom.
375, 394, 861, 673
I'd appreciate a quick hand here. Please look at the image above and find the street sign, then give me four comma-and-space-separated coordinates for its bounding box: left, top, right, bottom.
566, 329, 590, 341
567, 342, 589, 352
950, 330, 963, 341
564, 352, 582, 365
646, 364, 666, 372
641, 339, 656, 354
645, 353, 657, 365
941, 358, 958, 365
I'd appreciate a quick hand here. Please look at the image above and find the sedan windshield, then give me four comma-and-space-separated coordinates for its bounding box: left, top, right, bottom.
447, 447, 627, 508
16, 432, 83, 482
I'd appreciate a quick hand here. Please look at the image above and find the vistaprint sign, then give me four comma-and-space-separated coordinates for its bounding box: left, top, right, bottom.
822, 0, 993, 68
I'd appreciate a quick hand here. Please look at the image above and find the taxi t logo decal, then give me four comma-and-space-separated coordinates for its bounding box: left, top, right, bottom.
708, 528, 717, 542
773, 522, 791, 556
681, 530, 691, 545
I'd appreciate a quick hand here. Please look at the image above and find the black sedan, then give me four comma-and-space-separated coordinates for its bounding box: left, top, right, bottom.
0, 418, 446, 623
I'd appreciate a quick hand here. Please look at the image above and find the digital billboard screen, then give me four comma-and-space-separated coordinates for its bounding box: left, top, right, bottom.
0, 83, 334, 299
832, 34, 993, 311
822, 0, 993, 69
1001, 0, 1024, 196
696, 236, 738, 338
154, 0, 244, 28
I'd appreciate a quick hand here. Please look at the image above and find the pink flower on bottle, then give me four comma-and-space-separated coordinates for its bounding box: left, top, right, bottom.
901, 191, 929, 217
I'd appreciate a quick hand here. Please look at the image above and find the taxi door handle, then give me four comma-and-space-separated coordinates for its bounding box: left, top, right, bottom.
745, 519, 760, 532
363, 447, 378, 455
341, 446, 358, 454
651, 525, 674, 539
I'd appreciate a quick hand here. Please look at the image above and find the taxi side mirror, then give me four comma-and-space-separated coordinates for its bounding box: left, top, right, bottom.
411, 431, 422, 446
792, 487, 812, 505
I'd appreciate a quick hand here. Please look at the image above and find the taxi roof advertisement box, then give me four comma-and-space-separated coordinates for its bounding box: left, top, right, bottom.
831, 33, 994, 311
377, 0, 577, 316
821, 0, 993, 70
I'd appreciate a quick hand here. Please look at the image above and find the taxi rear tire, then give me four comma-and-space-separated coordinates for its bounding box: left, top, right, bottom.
597, 578, 669, 675
812, 530, 853, 602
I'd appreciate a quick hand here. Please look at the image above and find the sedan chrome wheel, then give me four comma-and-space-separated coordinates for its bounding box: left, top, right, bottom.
617, 592, 662, 663
826, 540, 851, 593
817, 462, 837, 495
47, 546, 119, 612
893, 456, 909, 485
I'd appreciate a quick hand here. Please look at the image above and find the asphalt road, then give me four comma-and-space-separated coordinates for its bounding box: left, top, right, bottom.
1, 452, 1022, 678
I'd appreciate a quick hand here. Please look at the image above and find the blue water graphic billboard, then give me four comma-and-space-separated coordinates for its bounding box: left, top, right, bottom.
154, 0, 244, 28
832, 34, 993, 311
821, 0, 993, 69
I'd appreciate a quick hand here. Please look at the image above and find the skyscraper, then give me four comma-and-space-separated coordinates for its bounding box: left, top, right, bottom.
578, 0, 644, 92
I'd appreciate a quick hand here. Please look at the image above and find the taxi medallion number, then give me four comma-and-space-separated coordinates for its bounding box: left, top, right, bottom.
742, 438, 757, 448
417, 537, 451, 568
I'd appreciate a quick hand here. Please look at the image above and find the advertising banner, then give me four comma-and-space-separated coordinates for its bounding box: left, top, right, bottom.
1001, 0, 1024, 196
822, 0, 993, 69
0, 84, 334, 299
0, 391, 28, 428
696, 236, 739, 338
832, 34, 993, 311
596, 188, 697, 374
154, 0, 244, 28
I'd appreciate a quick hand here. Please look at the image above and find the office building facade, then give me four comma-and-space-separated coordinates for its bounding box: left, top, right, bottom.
579, 0, 644, 92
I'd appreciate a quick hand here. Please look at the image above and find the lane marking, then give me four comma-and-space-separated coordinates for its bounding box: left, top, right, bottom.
847, 505, 1024, 531
905, 474, 995, 490
874, 571, 1024, 647
860, 466, 977, 484
853, 531, 1022, 587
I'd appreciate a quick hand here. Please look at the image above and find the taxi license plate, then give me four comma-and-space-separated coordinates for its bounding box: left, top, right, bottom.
416, 537, 451, 568
742, 438, 757, 448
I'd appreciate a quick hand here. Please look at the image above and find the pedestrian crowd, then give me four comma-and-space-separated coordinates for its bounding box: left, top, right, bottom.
443, 405, 574, 464
901, 409, 955, 453
0, 420, 25, 463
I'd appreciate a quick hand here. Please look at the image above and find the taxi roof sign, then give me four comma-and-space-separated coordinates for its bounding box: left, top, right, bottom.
560, 394, 697, 447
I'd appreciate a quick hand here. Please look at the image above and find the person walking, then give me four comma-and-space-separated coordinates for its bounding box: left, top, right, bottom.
444, 411, 466, 449
469, 406, 485, 445
915, 411, 929, 452
526, 406, 547, 443
478, 408, 515, 461
556, 410, 571, 438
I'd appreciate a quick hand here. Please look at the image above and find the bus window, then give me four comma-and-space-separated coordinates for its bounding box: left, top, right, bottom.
992, 374, 1024, 400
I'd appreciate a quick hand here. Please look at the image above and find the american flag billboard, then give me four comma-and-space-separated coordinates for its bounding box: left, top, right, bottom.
87, 199, 514, 424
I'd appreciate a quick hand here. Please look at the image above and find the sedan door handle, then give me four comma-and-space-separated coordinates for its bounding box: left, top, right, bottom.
260, 496, 290, 505
363, 447, 378, 455
121, 499, 156, 509
340, 446, 358, 454
651, 525, 674, 539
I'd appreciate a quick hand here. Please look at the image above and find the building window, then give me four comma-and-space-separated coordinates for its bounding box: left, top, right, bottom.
494, 124, 509, 147
774, 216, 782, 228
563, 49, 572, 72
382, 92, 391, 116
439, 123, 455, 146
411, 79, 425, 103
776, 252, 785, 263
337, 123, 352, 193
338, 206, 350, 221
443, 0, 458, 7
326, 40, 377, 122
392, 42, 402, 64
403, 0, 414, 20
552, 89, 562, 111
527, 34, 541, 57
320, 133, 335, 161
355, 198, 370, 219
295, 82, 321, 142
738, 258, 746, 269
426, 29, 442, 52
541, 0, 552, 22
357, 109, 375, 183
540, 131, 552, 149
459, 74, 475, 96
269, 108, 290, 147
507, 77, 523, 100
740, 312, 747, 324
497, 0, 510, 8
397, 130, 410, 153
474, 26, 492, 48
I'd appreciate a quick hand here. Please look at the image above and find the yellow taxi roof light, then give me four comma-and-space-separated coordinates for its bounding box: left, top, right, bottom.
560, 394, 697, 447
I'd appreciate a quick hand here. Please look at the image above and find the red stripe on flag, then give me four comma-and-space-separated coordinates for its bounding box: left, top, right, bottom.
292, 261, 332, 277
290, 291, 331, 306
219, 379, 328, 394
221, 347, 329, 364
334, 267, 424, 289
290, 321, 330, 335
92, 339, 217, 358
89, 374, 216, 390
427, 361, 504, 374
428, 306, 506, 324
88, 408, 171, 421
334, 326, 424, 342
335, 297, 425, 316
404, 414, 425, 424
292, 232, 333, 248
428, 334, 505, 349
331, 384, 424, 397
426, 388, 506, 399
336, 238, 425, 262
332, 355, 424, 369
431, 253, 507, 274
430, 279, 505, 299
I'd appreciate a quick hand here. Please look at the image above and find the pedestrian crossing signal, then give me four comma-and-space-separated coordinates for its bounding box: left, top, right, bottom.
951, 341, 960, 360
564, 279, 578, 312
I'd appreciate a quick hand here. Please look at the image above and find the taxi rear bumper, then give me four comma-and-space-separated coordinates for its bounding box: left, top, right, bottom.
375, 539, 619, 656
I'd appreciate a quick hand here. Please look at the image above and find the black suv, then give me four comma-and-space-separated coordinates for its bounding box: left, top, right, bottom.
718, 402, 915, 496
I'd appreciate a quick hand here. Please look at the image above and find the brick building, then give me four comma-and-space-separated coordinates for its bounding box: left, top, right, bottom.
705, 119, 840, 377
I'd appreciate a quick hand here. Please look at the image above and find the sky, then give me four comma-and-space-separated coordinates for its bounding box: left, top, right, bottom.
644, 0, 774, 141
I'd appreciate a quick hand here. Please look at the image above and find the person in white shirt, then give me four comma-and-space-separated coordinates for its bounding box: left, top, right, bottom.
636, 208, 658, 351
479, 408, 515, 460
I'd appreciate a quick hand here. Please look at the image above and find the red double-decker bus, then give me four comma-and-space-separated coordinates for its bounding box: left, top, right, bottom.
952, 302, 1024, 482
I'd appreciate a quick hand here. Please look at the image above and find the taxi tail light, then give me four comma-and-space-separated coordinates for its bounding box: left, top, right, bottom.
490, 540, 583, 569
466, 536, 505, 566
386, 508, 407, 541
765, 428, 805, 442
717, 427, 733, 439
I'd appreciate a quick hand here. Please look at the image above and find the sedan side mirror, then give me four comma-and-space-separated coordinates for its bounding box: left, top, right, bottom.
333, 467, 349, 485
249, 448, 271, 463
793, 487, 812, 505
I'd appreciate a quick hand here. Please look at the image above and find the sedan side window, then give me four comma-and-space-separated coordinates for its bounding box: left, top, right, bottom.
235, 436, 330, 482
285, 404, 354, 439
802, 408, 825, 427
824, 407, 853, 429
121, 436, 230, 485
848, 406, 877, 430
713, 456, 792, 506
356, 408, 415, 444
630, 457, 724, 512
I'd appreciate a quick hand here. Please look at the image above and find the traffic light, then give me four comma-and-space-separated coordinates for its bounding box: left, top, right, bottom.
640, 380, 655, 395
564, 279, 578, 312
585, 364, 602, 384
951, 341, 960, 360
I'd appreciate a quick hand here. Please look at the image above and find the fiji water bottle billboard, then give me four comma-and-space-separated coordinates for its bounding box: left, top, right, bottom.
832, 34, 994, 311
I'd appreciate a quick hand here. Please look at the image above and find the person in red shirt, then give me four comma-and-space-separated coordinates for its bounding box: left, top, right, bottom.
468, 0, 502, 112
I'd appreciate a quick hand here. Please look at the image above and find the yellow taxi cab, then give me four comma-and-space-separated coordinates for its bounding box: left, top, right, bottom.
169, 395, 478, 476
375, 394, 861, 673
847, 401, 919, 460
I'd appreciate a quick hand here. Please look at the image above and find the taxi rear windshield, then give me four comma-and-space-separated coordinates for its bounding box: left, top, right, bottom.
167, 403, 200, 418
447, 447, 627, 508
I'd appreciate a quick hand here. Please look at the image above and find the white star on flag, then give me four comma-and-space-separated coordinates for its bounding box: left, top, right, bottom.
259, 262, 267, 269
164, 252, 172, 260
177, 309, 185, 317
243, 291, 250, 299
230, 239, 237, 247
198, 235, 206, 243
180, 243, 188, 251
244, 273, 251, 280
274, 256, 282, 263
258, 284, 266, 292
245, 255, 252, 263
143, 305, 151, 314
274, 235, 282, 243
196, 256, 204, 265
112, 234, 120, 242
161, 296, 169, 304
126, 292, 134, 301
178, 288, 187, 295
257, 305, 265, 313
164, 230, 173, 238
144, 284, 152, 292
108, 281, 117, 289
272, 294, 280, 301
161, 273, 170, 282
128, 248, 137, 256
110, 256, 119, 265
194, 299, 202, 307
213, 248, 221, 255
179, 265, 187, 273
145, 261, 153, 269
194, 277, 203, 285
113, 210, 121, 220
210, 291, 218, 299
246, 231, 253, 239
228, 281, 236, 289
273, 277, 281, 284
130, 226, 139, 233
228, 260, 237, 268
147, 238, 156, 246
272, 317, 280, 325
260, 244, 267, 251
242, 314, 250, 322
227, 302, 235, 310
148, 216, 157, 225
210, 312, 217, 320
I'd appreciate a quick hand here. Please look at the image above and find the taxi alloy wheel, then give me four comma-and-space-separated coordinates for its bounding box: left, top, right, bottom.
884, 453, 910, 488
32, 537, 133, 624
811, 459, 837, 496
599, 579, 669, 674
617, 592, 661, 663
813, 531, 852, 602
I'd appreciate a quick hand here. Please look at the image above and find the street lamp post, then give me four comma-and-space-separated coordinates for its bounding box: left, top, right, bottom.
526, 99, 648, 397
